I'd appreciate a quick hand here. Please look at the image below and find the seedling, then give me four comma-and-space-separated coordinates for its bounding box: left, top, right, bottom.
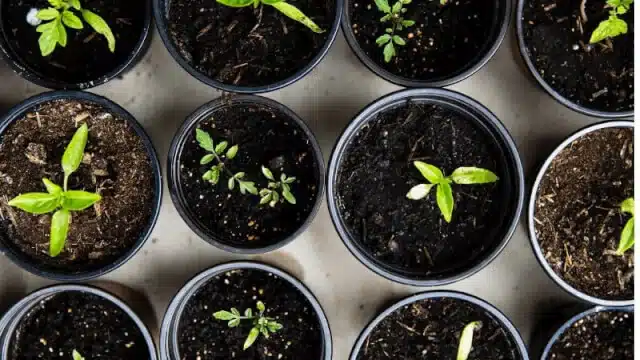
8, 124, 101, 257
216, 0, 324, 33
406, 161, 498, 222
616, 197, 634, 255
589, 0, 633, 43
72, 350, 85, 360
214, 301, 284, 350
457, 321, 482, 360
374, 0, 415, 62
258, 166, 296, 207
32, 0, 115, 56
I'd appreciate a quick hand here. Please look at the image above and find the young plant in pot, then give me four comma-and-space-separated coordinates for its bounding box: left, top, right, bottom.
529, 121, 634, 306
153, 0, 342, 92
0, 91, 162, 280
517, 0, 634, 117
327, 88, 524, 286
167, 95, 323, 253
159, 261, 332, 359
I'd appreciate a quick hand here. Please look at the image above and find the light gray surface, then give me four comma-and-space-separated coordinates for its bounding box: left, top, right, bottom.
0, 27, 598, 358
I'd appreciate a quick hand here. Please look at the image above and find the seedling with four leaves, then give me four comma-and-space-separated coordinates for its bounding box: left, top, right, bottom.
214, 301, 284, 350
216, 0, 324, 33
72, 350, 85, 360
456, 321, 482, 360
374, 0, 415, 62
259, 166, 297, 207
616, 197, 634, 255
589, 0, 634, 43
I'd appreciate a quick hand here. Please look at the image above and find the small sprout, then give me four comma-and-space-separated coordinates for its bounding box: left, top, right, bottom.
373, 0, 414, 62
457, 321, 482, 360
216, 0, 324, 33
214, 301, 284, 350
406, 161, 498, 222
590, 0, 633, 43
616, 197, 634, 255
258, 166, 297, 207
72, 350, 85, 360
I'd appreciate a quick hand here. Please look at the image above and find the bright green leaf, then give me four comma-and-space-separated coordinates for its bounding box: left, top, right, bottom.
209, 167, 220, 184
200, 154, 215, 165
72, 350, 85, 360
226, 145, 238, 159
228, 177, 235, 190
282, 187, 296, 204
260, 193, 272, 205
621, 197, 634, 215
216, 0, 254, 7
383, 41, 395, 62
457, 321, 482, 360
590, 15, 628, 43
239, 181, 258, 195
260, 326, 270, 338
450, 167, 499, 184
436, 183, 454, 222
69, 0, 82, 10
50, 209, 70, 257
262, 0, 284, 4
267, 321, 283, 332
244, 327, 260, 350
261, 166, 275, 180
62, 123, 89, 177
82, 9, 116, 52
195, 129, 214, 152
42, 178, 63, 196
376, 34, 391, 46
48, 0, 64, 7
392, 35, 406, 45
37, 8, 60, 20
245, 308, 253, 317
413, 161, 445, 184
62, 190, 101, 211
215, 141, 228, 155
391, 1, 402, 12
374, 0, 391, 12
231, 308, 241, 316
270, 2, 325, 34
36, 21, 57, 33
8, 193, 60, 214
284, 177, 296, 184
256, 301, 266, 312
214, 310, 236, 320
228, 318, 241, 327
62, 10, 83, 29
56, 18, 67, 47
616, 218, 634, 255
406, 183, 434, 200
402, 19, 415, 26
38, 26, 59, 56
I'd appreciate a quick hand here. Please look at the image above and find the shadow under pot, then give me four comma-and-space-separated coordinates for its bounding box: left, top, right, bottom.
0, 284, 158, 359
0, 91, 162, 281
153, 0, 342, 93
327, 88, 524, 286
528, 121, 634, 306
516, 0, 634, 118
0, 0, 152, 90
160, 261, 332, 360
350, 291, 529, 360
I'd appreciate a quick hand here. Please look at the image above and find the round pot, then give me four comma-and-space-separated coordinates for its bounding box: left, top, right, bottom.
0, 91, 163, 281
0, 284, 158, 359
153, 0, 342, 93
0, 0, 152, 90
527, 120, 634, 307
159, 260, 332, 360
327, 88, 524, 286
350, 290, 529, 359
167, 94, 324, 254
341, 0, 511, 87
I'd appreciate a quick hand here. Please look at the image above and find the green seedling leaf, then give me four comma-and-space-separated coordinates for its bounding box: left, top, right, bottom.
62, 10, 83, 29
270, 191, 280, 207
392, 35, 406, 45
226, 145, 238, 159
457, 321, 482, 360
414, 161, 445, 184
402, 19, 415, 26
244, 327, 260, 350
82, 9, 116, 52
262, 166, 275, 180
257, 301, 266, 312
234, 172, 245, 179
62, 190, 101, 211
215, 141, 228, 155
229, 318, 241, 327
270, 2, 325, 33
50, 209, 70, 257
267, 321, 283, 332
245, 308, 253, 317
406, 183, 434, 200
216, 0, 254, 7
239, 181, 258, 195
214, 310, 237, 320
260, 192, 272, 205
284, 177, 296, 184
69, 0, 82, 10
391, 1, 402, 12
376, 34, 392, 46
37, 8, 60, 20
380, 14, 391, 21
72, 350, 85, 360
195, 129, 214, 152
56, 18, 67, 47
436, 183, 454, 222
282, 186, 296, 204
231, 308, 241, 316
383, 41, 395, 62
38, 24, 59, 56
616, 218, 634, 255
48, 0, 64, 7
228, 177, 235, 190
374, 0, 391, 12
42, 178, 63, 196
8, 193, 60, 214
590, 15, 627, 43
62, 123, 89, 177
260, 326, 270, 338
450, 167, 499, 184
200, 154, 215, 165
621, 197, 634, 215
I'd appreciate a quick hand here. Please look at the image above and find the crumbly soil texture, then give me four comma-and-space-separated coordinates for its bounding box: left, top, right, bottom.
522, 0, 634, 112
167, 0, 334, 87
534, 128, 634, 300
179, 102, 320, 249
349, 0, 499, 81
0, 99, 155, 273
336, 101, 509, 278
2, 0, 146, 85
178, 268, 323, 359
357, 297, 520, 360
548, 310, 633, 360
8, 291, 150, 359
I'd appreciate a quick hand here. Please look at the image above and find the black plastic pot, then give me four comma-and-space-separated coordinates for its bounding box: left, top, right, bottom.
327, 88, 524, 286
0, 91, 163, 281
167, 94, 324, 254
0, 284, 158, 359
341, 0, 511, 87
350, 290, 529, 359
0, 0, 152, 90
527, 120, 634, 307
159, 260, 332, 360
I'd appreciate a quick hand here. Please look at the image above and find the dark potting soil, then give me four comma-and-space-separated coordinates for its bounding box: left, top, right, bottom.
534, 128, 634, 300
0, 99, 155, 272
348, 0, 498, 81
548, 310, 633, 360
1, 0, 146, 85
522, 0, 634, 112
8, 291, 150, 359
357, 297, 519, 360
167, 0, 334, 87
336, 101, 507, 277
178, 268, 323, 359
179, 102, 320, 249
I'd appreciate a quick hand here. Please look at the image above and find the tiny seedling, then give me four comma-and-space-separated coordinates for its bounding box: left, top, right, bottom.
72, 350, 85, 360
374, 0, 415, 62
33, 0, 115, 56
8, 124, 101, 257
616, 197, 634, 255
406, 161, 498, 222
214, 301, 284, 350
216, 0, 324, 33
258, 166, 297, 207
457, 321, 482, 360
589, 0, 633, 43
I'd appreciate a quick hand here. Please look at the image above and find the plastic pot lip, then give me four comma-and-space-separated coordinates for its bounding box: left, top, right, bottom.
326, 88, 525, 286
0, 90, 163, 281
152, 0, 343, 94
349, 290, 529, 360
527, 120, 635, 307
159, 260, 333, 360
340, 0, 511, 88
0, 0, 153, 90
167, 94, 325, 254
0, 283, 158, 360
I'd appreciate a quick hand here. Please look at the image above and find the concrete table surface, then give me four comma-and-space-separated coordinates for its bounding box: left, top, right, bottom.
0, 27, 598, 358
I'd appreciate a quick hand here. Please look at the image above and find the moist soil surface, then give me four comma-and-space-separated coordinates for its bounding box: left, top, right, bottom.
0, 99, 155, 273
178, 268, 323, 359
167, 0, 334, 87
8, 290, 150, 359
534, 128, 634, 300
2, 0, 146, 85
357, 297, 520, 359
348, 0, 498, 82
522, 0, 634, 112
336, 101, 508, 278
548, 310, 633, 360
179, 102, 320, 249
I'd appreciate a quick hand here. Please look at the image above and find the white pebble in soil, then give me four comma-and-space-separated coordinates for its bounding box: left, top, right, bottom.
26, 8, 41, 26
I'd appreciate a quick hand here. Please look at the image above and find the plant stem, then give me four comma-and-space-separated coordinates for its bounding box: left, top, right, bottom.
63, 174, 69, 192
211, 150, 246, 186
